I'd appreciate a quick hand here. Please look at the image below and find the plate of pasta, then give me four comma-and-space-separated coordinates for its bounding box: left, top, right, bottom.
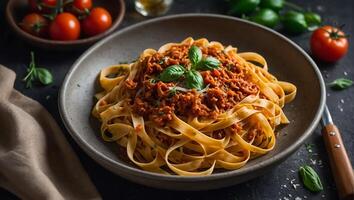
59, 14, 325, 190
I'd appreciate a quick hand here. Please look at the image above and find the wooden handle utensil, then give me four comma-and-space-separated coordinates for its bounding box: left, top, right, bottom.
322, 124, 354, 200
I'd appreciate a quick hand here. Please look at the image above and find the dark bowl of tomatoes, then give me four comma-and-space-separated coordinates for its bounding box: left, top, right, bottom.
5, 0, 125, 50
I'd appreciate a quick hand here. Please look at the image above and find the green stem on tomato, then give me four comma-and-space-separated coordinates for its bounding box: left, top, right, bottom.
59, 0, 64, 13
63, 0, 74, 6
55, 0, 63, 15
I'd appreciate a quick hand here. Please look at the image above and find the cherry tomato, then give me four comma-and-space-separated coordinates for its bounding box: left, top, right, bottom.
28, 0, 56, 13
73, 0, 92, 11
20, 13, 49, 37
49, 13, 80, 41
82, 7, 112, 36
65, 0, 92, 16
310, 25, 349, 62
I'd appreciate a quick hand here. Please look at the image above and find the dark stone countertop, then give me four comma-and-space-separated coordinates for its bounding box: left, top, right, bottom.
0, 0, 353, 199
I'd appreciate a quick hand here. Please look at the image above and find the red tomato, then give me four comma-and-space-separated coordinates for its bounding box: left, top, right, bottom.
28, 0, 57, 13
310, 25, 349, 62
20, 13, 49, 37
73, 0, 92, 11
49, 13, 80, 41
81, 7, 112, 36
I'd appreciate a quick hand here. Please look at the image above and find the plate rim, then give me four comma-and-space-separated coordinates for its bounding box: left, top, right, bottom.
59, 13, 326, 181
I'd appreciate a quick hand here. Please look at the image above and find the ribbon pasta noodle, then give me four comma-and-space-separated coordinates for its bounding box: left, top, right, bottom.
92, 38, 296, 176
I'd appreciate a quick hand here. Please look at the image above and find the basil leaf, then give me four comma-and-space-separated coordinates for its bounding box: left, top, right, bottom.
196, 56, 220, 71
188, 45, 202, 66
159, 65, 185, 82
328, 78, 353, 90
36, 68, 53, 85
185, 70, 203, 90
299, 165, 323, 192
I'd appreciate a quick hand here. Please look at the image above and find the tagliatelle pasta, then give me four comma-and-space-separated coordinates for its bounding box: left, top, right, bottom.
92, 37, 297, 176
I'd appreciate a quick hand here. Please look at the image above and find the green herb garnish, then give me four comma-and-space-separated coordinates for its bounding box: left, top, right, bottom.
299, 165, 323, 192
157, 46, 220, 90
158, 65, 186, 82
328, 78, 353, 90
185, 70, 204, 90
305, 143, 314, 153
188, 45, 203, 65
195, 56, 220, 71
23, 51, 53, 88
189, 45, 220, 71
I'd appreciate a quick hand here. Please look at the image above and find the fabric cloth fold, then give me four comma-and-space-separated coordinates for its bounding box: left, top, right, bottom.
0, 65, 101, 200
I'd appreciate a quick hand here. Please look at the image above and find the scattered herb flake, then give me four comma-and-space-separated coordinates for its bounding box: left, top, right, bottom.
305, 143, 314, 153
328, 78, 353, 90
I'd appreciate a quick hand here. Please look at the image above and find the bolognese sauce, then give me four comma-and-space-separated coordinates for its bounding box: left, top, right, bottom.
126, 44, 259, 126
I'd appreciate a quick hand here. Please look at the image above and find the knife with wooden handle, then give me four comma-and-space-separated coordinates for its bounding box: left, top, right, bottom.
321, 105, 354, 200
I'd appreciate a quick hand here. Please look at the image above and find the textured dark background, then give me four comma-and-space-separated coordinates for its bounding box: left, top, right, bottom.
0, 0, 353, 199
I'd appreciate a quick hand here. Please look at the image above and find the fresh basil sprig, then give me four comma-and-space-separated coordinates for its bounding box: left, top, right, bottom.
185, 70, 203, 90
299, 165, 323, 192
328, 78, 353, 90
159, 65, 186, 82
189, 45, 220, 71
157, 45, 220, 90
23, 51, 53, 88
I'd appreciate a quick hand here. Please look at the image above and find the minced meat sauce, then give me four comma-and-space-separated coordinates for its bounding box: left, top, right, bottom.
125, 44, 259, 126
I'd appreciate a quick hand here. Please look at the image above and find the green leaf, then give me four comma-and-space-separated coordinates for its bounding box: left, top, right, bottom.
159, 65, 185, 82
196, 56, 220, 71
185, 70, 203, 90
188, 45, 202, 66
36, 68, 53, 85
328, 78, 353, 90
299, 165, 323, 192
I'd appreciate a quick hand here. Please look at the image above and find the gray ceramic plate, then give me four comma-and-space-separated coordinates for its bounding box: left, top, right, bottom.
59, 14, 326, 190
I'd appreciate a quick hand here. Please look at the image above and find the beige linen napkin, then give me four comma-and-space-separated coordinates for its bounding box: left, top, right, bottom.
0, 65, 101, 200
